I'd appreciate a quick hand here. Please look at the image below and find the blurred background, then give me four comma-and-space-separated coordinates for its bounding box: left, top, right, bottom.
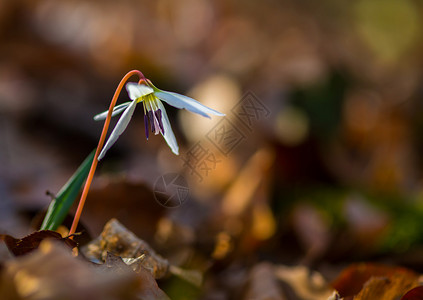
2, 0, 423, 298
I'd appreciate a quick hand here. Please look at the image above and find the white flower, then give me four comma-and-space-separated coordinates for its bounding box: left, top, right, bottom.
94, 80, 225, 160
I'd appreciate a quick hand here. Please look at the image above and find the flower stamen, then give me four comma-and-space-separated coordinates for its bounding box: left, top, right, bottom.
144, 113, 149, 139
155, 109, 164, 134
147, 110, 155, 133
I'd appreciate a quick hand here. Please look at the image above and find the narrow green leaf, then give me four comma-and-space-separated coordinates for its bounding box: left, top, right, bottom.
40, 150, 95, 231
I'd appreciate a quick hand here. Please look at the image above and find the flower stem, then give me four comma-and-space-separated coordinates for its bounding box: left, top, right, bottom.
69, 70, 145, 236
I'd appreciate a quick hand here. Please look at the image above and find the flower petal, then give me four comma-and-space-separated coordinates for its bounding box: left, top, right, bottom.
126, 82, 154, 101
98, 99, 138, 160
157, 101, 179, 155
93, 102, 131, 121
155, 91, 225, 118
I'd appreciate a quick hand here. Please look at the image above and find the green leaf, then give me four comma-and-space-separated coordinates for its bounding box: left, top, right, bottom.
40, 150, 95, 231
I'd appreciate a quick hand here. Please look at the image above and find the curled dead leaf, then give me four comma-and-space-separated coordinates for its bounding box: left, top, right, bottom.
83, 218, 202, 287
83, 218, 169, 279
331, 263, 419, 298
0, 230, 77, 256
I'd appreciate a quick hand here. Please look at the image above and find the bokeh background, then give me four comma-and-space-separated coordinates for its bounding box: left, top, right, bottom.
2, 0, 423, 298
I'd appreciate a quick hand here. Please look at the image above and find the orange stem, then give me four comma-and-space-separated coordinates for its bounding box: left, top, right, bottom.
69, 70, 145, 236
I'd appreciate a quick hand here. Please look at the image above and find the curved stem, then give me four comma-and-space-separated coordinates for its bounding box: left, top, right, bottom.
69, 70, 145, 236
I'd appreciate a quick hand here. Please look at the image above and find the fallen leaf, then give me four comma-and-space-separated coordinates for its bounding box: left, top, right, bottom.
354, 274, 419, 300
331, 263, 418, 298
274, 265, 334, 300
0, 230, 77, 256
96, 252, 170, 300
0, 240, 162, 300
82, 218, 169, 279
401, 286, 423, 300
83, 219, 203, 288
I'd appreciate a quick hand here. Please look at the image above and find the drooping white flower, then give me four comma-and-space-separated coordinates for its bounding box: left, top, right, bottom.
94, 80, 225, 160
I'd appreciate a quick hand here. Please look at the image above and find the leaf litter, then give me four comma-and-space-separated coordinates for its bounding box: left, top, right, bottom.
3, 1, 423, 296
82, 218, 202, 287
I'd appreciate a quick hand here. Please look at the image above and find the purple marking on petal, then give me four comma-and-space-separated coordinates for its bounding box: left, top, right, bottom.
155, 109, 164, 134
148, 110, 155, 133
144, 113, 149, 140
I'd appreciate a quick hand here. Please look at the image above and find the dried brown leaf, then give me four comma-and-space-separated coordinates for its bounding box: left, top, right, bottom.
274, 265, 334, 300
83, 218, 169, 279
331, 263, 418, 298
0, 230, 77, 256
354, 274, 419, 300
97, 252, 170, 300
0, 240, 155, 300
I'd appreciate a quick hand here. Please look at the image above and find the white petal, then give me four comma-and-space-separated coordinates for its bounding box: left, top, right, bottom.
93, 102, 131, 121
155, 91, 225, 118
98, 99, 138, 160
126, 82, 154, 100
157, 101, 179, 155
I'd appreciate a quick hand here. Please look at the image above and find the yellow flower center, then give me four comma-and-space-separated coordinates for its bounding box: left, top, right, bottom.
139, 93, 159, 114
